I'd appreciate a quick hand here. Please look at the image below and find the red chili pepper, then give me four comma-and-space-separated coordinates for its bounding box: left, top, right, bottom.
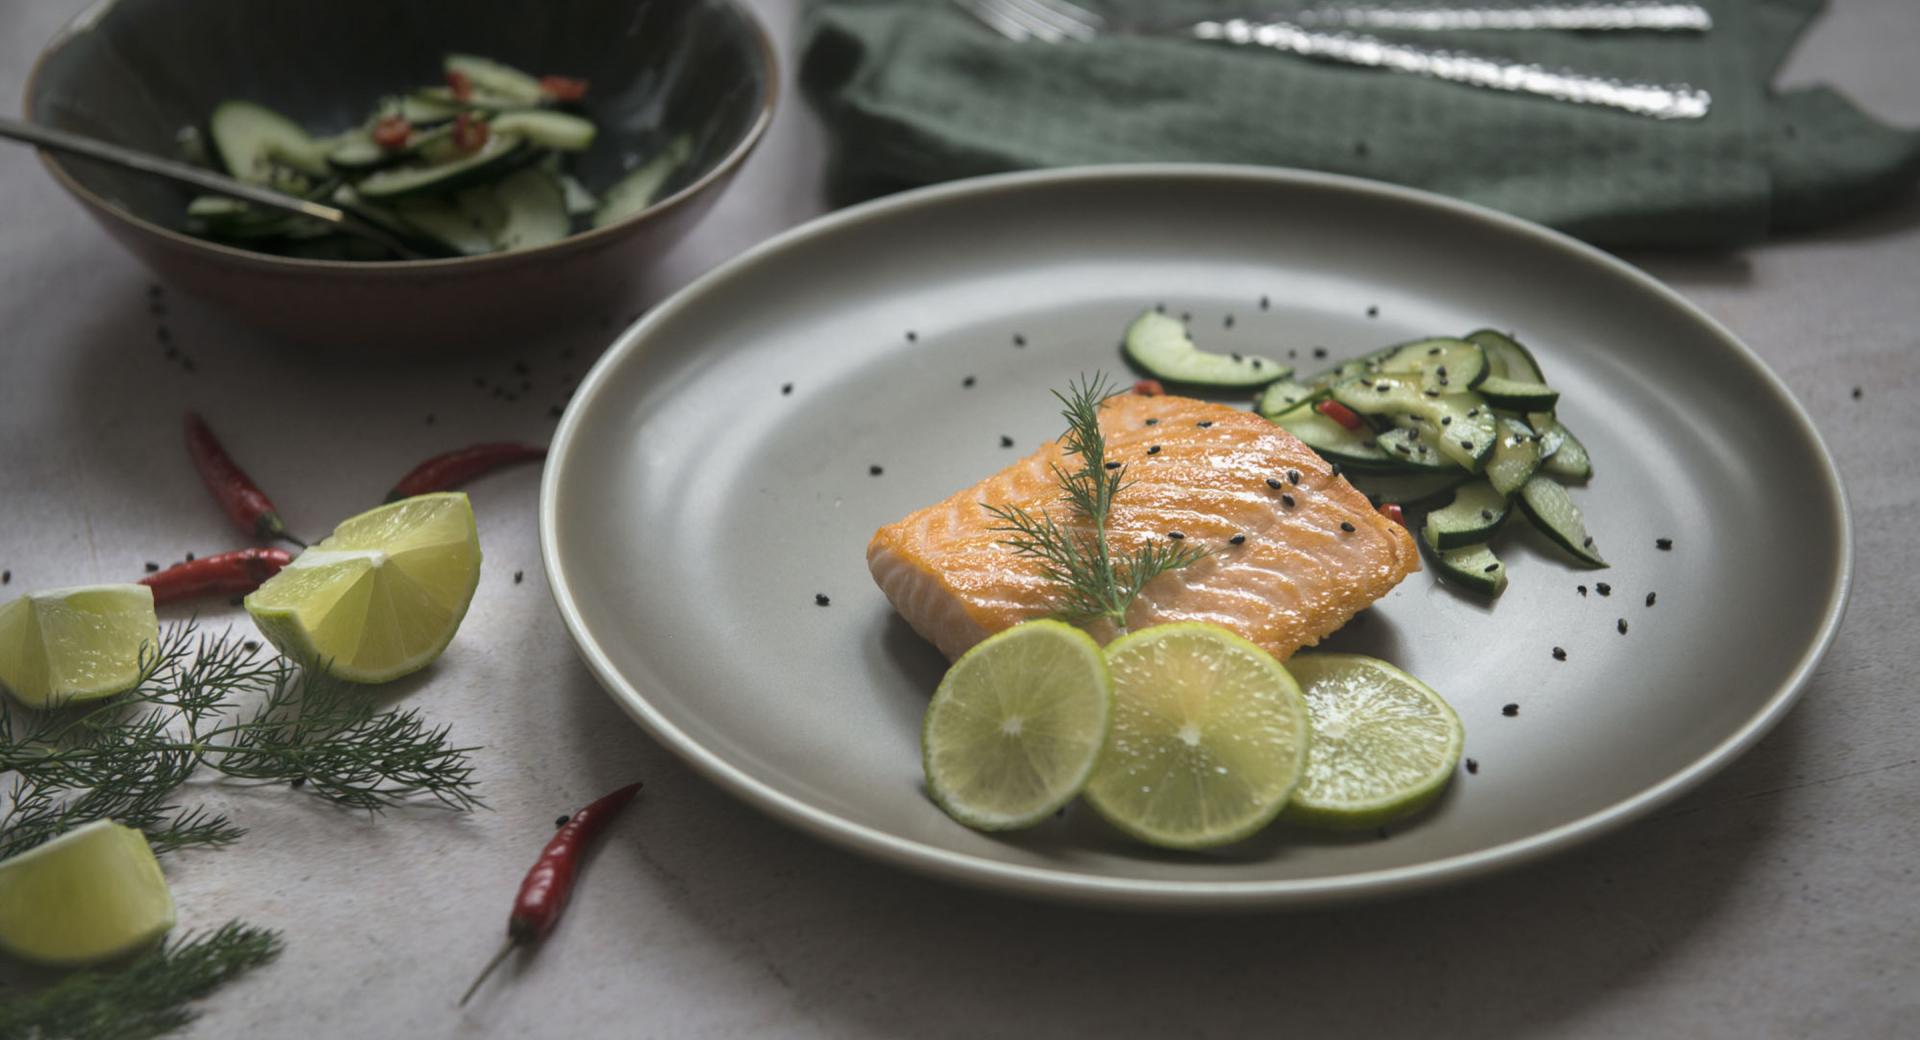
139, 547, 292, 605
371, 115, 413, 151
446, 69, 474, 101
1315, 399, 1365, 431
451, 112, 490, 153
538, 75, 589, 102
459, 782, 642, 1006
1131, 378, 1165, 397
183, 413, 303, 546
1378, 503, 1406, 528
386, 443, 546, 502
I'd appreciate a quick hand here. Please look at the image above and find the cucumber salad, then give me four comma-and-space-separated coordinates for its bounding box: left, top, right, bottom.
180, 54, 692, 259
1124, 310, 1603, 597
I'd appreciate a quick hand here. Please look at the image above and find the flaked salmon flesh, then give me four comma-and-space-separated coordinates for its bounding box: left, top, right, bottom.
868, 394, 1420, 660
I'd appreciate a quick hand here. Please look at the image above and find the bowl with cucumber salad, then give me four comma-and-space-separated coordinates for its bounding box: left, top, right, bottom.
25, 0, 775, 351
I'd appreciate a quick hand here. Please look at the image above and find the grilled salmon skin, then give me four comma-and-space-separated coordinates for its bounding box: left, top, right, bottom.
868, 394, 1419, 660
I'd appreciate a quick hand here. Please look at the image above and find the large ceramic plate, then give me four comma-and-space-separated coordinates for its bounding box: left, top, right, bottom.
541, 166, 1850, 908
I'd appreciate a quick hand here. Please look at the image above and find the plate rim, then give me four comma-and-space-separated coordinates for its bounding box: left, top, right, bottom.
539, 163, 1854, 909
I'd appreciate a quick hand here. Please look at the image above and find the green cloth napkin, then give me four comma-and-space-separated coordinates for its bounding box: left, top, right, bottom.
800, 0, 1920, 246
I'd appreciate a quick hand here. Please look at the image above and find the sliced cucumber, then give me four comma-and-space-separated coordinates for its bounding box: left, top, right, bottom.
1422, 536, 1508, 597
489, 110, 595, 151
1485, 416, 1542, 496
385, 93, 463, 126
1374, 425, 1458, 472
1256, 379, 1315, 418
445, 54, 547, 105
1375, 337, 1487, 392
1475, 376, 1560, 412
355, 133, 528, 199
558, 173, 597, 216
1345, 470, 1467, 506
390, 196, 493, 256
1530, 413, 1593, 482
415, 86, 537, 112
1466, 329, 1547, 382
1516, 476, 1606, 567
210, 100, 330, 181
1330, 377, 1497, 471
592, 134, 693, 229
1120, 310, 1292, 389
488, 169, 570, 251
1423, 480, 1509, 550
1303, 344, 1396, 391
1268, 397, 1395, 470
325, 130, 402, 172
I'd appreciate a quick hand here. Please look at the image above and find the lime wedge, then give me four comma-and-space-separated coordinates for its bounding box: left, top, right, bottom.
1083, 623, 1309, 849
0, 820, 175, 967
246, 492, 481, 683
922, 620, 1113, 830
0, 584, 157, 708
1284, 654, 1464, 828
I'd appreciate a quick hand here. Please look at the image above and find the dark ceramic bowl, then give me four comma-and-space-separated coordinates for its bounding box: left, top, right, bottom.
26, 0, 775, 352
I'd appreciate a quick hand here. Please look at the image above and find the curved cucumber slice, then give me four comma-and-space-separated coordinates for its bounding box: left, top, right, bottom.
1485, 417, 1542, 496
488, 169, 570, 251
1476, 376, 1559, 411
1346, 470, 1467, 506
390, 197, 493, 255
355, 133, 528, 199
445, 54, 547, 105
1530, 413, 1593, 482
593, 135, 693, 229
489, 110, 596, 151
1268, 397, 1394, 469
1331, 376, 1496, 470
1517, 476, 1606, 567
1374, 425, 1459, 472
1423, 536, 1508, 597
1467, 329, 1547, 382
1123, 310, 1291, 389
415, 85, 539, 112
1376, 337, 1487, 392
1424, 480, 1509, 549
210, 100, 330, 181
1256, 379, 1315, 417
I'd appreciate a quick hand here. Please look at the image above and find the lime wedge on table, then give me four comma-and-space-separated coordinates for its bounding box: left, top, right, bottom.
1283, 654, 1464, 828
0, 820, 175, 967
1084, 623, 1310, 849
246, 493, 481, 683
0, 584, 157, 708
922, 620, 1113, 830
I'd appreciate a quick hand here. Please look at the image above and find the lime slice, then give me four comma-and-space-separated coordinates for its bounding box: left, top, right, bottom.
0, 820, 175, 967
922, 620, 1113, 830
1083, 623, 1309, 849
0, 584, 157, 708
1283, 653, 1464, 828
246, 492, 481, 683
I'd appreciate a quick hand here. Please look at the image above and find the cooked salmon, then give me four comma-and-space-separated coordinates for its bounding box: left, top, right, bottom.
868, 393, 1420, 660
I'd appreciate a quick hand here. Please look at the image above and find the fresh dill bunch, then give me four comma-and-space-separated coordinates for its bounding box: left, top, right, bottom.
0, 621, 482, 860
0, 921, 281, 1040
985, 374, 1209, 632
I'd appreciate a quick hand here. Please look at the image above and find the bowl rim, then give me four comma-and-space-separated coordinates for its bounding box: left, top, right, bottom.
22, 0, 780, 272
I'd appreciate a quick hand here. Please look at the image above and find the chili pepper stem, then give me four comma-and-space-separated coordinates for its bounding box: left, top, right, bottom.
458, 939, 519, 1008
279, 532, 308, 550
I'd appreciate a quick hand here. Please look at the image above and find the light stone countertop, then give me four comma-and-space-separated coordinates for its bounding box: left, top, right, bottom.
1, 1, 1915, 1036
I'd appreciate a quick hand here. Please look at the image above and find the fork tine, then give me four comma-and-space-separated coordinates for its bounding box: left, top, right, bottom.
998, 0, 1104, 40
1026, 0, 1107, 33
953, 0, 1036, 42
957, 0, 1070, 42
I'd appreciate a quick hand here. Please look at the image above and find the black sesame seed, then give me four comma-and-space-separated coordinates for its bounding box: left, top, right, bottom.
1330, 463, 1343, 477
1656, 537, 1673, 550
905, 330, 917, 342
1552, 646, 1567, 661
870, 464, 884, 476
781, 382, 794, 395
1313, 347, 1329, 359
1483, 563, 1498, 573
1355, 141, 1371, 158
1147, 445, 1161, 455
1266, 478, 1283, 489
242, 640, 259, 653
1154, 302, 1166, 313
1578, 585, 1587, 596
1466, 758, 1480, 774
555, 815, 571, 828
185, 552, 195, 562
1287, 469, 1300, 485
289, 776, 306, 789
1104, 461, 1121, 470
1013, 333, 1026, 347
1851, 386, 1862, 399
513, 571, 524, 585
1366, 305, 1379, 317
962, 376, 976, 388
1180, 312, 1192, 323
814, 593, 830, 606
1459, 439, 1474, 450
1167, 531, 1185, 540
1617, 618, 1629, 634
999, 435, 1014, 448
1376, 384, 1390, 394
1231, 352, 1243, 362
1596, 582, 1612, 596
1583, 536, 1594, 547
1396, 443, 1411, 456
1502, 703, 1519, 717
1480, 509, 1493, 521
1288, 348, 1298, 358
1145, 417, 1159, 426
1259, 295, 1270, 310
1441, 417, 1453, 426
1225, 316, 1236, 329
1197, 420, 1213, 428
1339, 521, 1355, 532
144, 561, 160, 572
1466, 408, 1478, 418
2, 570, 10, 585
1252, 359, 1264, 370
1424, 389, 1440, 398
1230, 534, 1246, 545
1282, 494, 1297, 508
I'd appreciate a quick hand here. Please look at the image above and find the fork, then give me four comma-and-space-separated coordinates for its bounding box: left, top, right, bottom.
950, 0, 1713, 120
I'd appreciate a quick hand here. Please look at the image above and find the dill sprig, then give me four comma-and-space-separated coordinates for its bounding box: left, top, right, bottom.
985, 374, 1208, 632
0, 621, 482, 861
0, 921, 282, 1040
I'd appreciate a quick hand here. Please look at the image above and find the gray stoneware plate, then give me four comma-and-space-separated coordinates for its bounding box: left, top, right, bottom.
540, 165, 1851, 909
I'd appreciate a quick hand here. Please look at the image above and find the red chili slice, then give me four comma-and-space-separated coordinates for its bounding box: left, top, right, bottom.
452, 112, 490, 153
539, 75, 589, 102
1378, 503, 1406, 528
371, 116, 412, 151
1316, 399, 1364, 431
1130, 379, 1165, 397
446, 69, 474, 101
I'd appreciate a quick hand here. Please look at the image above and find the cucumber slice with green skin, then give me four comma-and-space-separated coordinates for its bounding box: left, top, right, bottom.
558, 173, 597, 216
1331, 377, 1497, 471
488, 169, 570, 251
1121, 310, 1292, 389
592, 134, 693, 228
1421, 535, 1509, 597
488, 110, 596, 151
386, 93, 463, 126
1529, 413, 1593, 481
390, 196, 494, 256
1475, 375, 1560, 412
1303, 344, 1397, 391
1516, 476, 1606, 567
1346, 469, 1468, 506
1374, 425, 1459, 472
210, 100, 330, 181
415, 86, 538, 112
1485, 416, 1542, 496
1466, 329, 1547, 382
1268, 397, 1396, 470
1256, 379, 1315, 418
445, 54, 547, 105
1423, 480, 1509, 549
355, 133, 529, 199
1375, 337, 1487, 393
324, 130, 410, 172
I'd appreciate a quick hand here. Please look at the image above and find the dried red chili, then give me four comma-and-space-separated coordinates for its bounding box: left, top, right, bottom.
446, 69, 474, 101
371, 116, 413, 151
1315, 399, 1365, 431
451, 112, 490, 153
539, 75, 589, 102
386, 443, 546, 502
140, 548, 292, 605
183, 413, 302, 546
1377, 503, 1406, 528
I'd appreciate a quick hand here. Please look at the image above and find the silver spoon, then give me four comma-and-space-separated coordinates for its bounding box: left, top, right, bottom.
0, 116, 442, 260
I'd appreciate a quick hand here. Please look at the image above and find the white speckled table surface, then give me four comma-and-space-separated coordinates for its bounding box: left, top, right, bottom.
2, 1, 1916, 1036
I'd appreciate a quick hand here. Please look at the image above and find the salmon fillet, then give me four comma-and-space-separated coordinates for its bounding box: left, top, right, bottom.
868, 394, 1420, 661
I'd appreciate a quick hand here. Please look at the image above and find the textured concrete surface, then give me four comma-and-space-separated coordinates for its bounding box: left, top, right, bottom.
0, 1, 1914, 1036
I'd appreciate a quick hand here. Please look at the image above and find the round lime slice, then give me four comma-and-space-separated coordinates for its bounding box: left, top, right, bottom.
922, 620, 1113, 830
0, 584, 157, 708
1284, 653, 1464, 828
1083, 623, 1309, 849
246, 492, 481, 683
0, 820, 175, 967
